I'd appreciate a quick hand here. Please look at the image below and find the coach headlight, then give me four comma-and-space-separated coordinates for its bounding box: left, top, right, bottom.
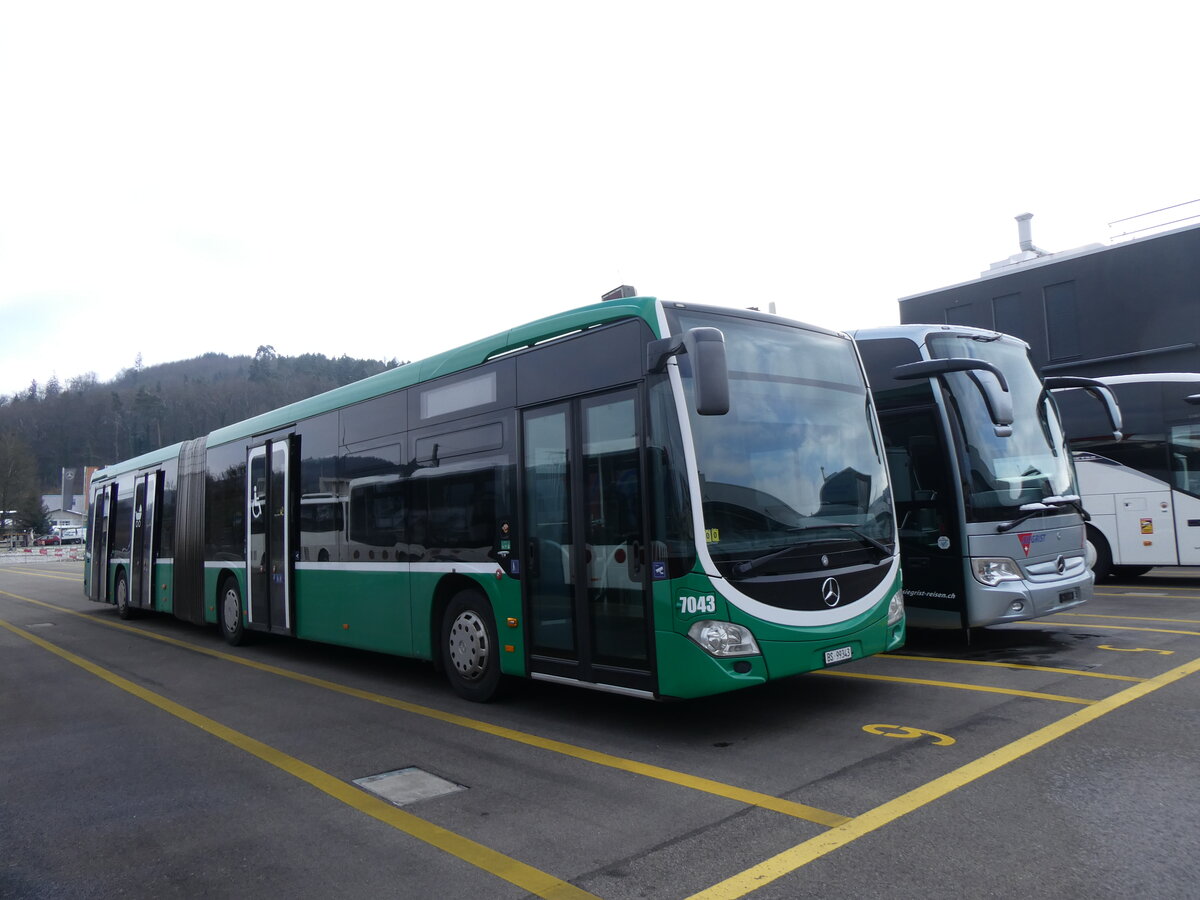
688, 620, 760, 657
971, 557, 1023, 587
888, 591, 905, 625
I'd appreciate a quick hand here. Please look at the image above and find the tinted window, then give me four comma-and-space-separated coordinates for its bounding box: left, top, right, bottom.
342, 392, 407, 447
206, 442, 246, 559
344, 444, 406, 561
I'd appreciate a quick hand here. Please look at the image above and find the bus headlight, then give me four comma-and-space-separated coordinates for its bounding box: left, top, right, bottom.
971, 557, 1023, 586
688, 621, 760, 657
888, 591, 904, 625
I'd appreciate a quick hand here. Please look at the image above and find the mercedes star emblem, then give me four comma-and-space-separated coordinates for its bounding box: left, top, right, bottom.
821, 577, 841, 607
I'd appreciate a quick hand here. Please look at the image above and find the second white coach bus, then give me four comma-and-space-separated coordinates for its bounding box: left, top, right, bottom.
1055, 373, 1200, 580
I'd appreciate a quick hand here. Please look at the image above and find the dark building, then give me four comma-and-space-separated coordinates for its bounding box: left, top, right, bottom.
898, 214, 1200, 378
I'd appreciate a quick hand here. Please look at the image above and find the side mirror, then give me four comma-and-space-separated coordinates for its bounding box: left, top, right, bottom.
893, 357, 1013, 436
1044, 376, 1124, 440
647, 327, 730, 415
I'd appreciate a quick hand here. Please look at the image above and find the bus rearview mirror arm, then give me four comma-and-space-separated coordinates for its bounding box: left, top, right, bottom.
647, 327, 730, 415
892, 358, 1014, 437
1044, 376, 1125, 441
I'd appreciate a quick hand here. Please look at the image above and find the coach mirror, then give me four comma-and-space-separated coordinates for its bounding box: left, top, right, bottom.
1044, 376, 1125, 441
646, 326, 730, 416
893, 357, 1014, 437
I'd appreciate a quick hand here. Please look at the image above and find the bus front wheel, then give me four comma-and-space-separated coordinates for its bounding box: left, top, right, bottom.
1086, 528, 1113, 582
441, 590, 503, 702
219, 577, 246, 646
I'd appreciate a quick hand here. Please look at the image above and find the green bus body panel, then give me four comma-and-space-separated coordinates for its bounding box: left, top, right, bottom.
294, 569, 414, 655
97, 561, 175, 614
655, 569, 904, 698
191, 565, 530, 676
153, 562, 174, 613
654, 631, 770, 698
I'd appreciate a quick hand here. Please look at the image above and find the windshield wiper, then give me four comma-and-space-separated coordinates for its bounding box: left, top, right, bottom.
732, 525, 893, 576
996, 494, 1086, 533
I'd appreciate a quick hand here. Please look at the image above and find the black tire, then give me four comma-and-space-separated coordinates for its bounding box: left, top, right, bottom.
1086, 527, 1113, 582
114, 570, 132, 619
1112, 565, 1153, 580
219, 576, 247, 646
441, 590, 503, 702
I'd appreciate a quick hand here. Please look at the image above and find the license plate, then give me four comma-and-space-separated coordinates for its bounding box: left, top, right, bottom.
824, 646, 853, 666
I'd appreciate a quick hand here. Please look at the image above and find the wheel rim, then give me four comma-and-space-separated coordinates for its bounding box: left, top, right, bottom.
116, 578, 127, 610
223, 588, 240, 632
448, 610, 489, 682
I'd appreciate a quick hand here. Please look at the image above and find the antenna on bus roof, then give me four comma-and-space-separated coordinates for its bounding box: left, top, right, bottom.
601, 285, 637, 301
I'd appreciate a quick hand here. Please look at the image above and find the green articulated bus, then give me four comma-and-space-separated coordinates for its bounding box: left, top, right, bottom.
85, 290, 904, 701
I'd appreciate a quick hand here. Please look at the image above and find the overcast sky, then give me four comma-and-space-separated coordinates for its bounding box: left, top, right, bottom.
2, 1, 1196, 399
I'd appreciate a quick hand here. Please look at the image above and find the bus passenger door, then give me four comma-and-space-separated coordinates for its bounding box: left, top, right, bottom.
246, 440, 295, 635
522, 389, 653, 694
129, 471, 162, 610
879, 408, 966, 626
130, 477, 147, 609
89, 485, 114, 603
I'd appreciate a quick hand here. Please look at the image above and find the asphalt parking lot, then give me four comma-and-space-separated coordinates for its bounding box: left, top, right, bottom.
3, 560, 1198, 899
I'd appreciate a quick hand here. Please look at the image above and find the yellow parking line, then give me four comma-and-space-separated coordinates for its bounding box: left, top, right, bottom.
0, 590, 848, 828
688, 653, 1200, 899
0, 570, 83, 582
1094, 590, 1200, 599
1049, 612, 1200, 625
0, 616, 598, 900
884, 653, 1145, 682
815, 669, 1096, 705
1013, 621, 1200, 638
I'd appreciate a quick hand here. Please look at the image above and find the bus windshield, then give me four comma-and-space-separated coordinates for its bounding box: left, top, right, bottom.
672, 311, 893, 571
928, 334, 1076, 519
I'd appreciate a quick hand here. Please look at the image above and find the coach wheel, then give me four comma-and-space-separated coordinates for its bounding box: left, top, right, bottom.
1086, 527, 1112, 582
441, 590, 503, 702
219, 577, 247, 646
1112, 565, 1152, 580
114, 571, 132, 619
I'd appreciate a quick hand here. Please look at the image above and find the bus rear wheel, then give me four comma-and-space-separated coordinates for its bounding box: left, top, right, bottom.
441, 590, 503, 702
219, 577, 246, 646
114, 571, 132, 619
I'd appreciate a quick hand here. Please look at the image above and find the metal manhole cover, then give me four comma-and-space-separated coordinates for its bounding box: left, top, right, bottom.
353, 767, 466, 807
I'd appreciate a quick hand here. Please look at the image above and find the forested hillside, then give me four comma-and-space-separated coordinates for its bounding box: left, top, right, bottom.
0, 346, 400, 491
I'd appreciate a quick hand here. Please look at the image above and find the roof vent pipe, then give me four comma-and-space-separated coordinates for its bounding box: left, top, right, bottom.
1016, 213, 1049, 256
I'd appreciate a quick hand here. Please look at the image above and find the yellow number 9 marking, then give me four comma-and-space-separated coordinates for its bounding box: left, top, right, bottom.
863, 723, 955, 746
1097, 644, 1174, 655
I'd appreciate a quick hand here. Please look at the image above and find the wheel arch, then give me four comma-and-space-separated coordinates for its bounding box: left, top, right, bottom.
214, 567, 243, 608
